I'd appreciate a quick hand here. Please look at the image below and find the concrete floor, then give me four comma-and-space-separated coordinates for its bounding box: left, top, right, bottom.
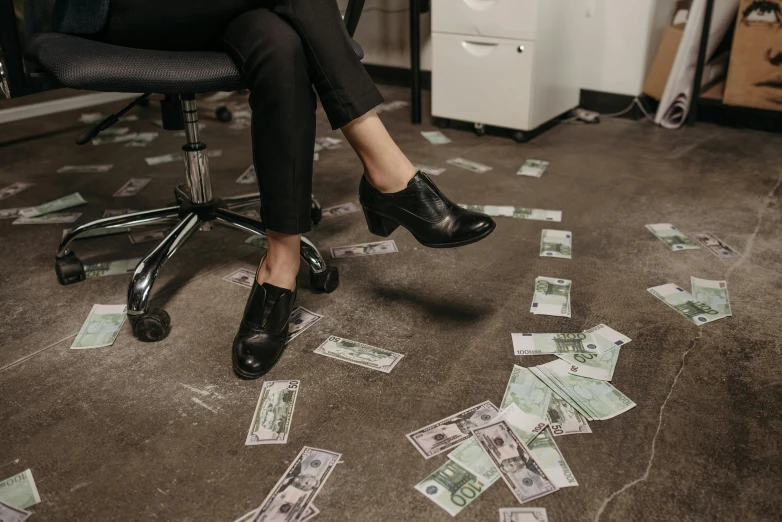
1, 85, 781, 522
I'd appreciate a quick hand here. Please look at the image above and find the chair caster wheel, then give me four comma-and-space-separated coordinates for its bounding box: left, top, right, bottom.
511, 131, 528, 143
474, 123, 486, 137
55, 253, 85, 285
215, 106, 233, 122
311, 206, 322, 225
310, 267, 339, 293
131, 308, 171, 342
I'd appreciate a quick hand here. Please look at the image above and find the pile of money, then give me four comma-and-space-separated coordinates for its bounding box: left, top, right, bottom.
530, 277, 572, 317
421, 130, 451, 145
331, 240, 398, 258
71, 304, 127, 349
648, 277, 731, 325
459, 204, 562, 222
517, 159, 549, 178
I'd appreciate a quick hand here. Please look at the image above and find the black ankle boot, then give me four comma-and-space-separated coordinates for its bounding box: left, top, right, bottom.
359, 171, 495, 248
232, 281, 297, 379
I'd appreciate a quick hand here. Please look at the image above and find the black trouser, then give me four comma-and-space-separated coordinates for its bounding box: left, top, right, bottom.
98, 0, 384, 234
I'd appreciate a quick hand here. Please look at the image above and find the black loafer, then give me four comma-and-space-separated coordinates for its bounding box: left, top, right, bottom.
232, 281, 297, 379
358, 171, 495, 248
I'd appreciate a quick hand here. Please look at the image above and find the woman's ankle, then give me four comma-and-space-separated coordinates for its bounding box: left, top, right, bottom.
256, 255, 299, 291
365, 161, 417, 193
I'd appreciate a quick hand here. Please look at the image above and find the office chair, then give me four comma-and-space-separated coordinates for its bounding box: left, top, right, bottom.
1, 0, 367, 342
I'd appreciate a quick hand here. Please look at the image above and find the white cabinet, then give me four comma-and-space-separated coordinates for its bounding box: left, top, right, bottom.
431, 0, 581, 136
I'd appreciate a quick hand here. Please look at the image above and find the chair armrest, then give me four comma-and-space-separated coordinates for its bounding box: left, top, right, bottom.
343, 0, 366, 37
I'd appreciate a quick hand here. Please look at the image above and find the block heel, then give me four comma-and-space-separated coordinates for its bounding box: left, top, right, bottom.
362, 207, 400, 237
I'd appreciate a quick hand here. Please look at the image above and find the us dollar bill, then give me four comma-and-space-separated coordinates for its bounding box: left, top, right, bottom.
84, 258, 140, 278
531, 360, 635, 421
646, 223, 700, 250
145, 152, 182, 165
286, 308, 323, 344
518, 159, 549, 178
406, 401, 499, 459
530, 276, 571, 317
129, 229, 167, 245
546, 393, 591, 436
414, 460, 491, 516
540, 230, 572, 259
0, 469, 41, 510
648, 283, 726, 325
234, 505, 318, 522
500, 365, 552, 419
70, 304, 127, 349
314, 336, 403, 373
690, 231, 741, 259
471, 420, 557, 503
19, 192, 87, 218
13, 212, 82, 224
458, 205, 562, 222
413, 165, 446, 176
446, 157, 492, 173
245, 235, 269, 250
526, 428, 578, 488
330, 240, 398, 258
56, 164, 113, 173
421, 130, 451, 145
103, 208, 136, 217
321, 203, 359, 219
691, 277, 732, 319
0, 500, 31, 522
223, 268, 255, 288
246, 380, 300, 445
114, 178, 151, 197
0, 208, 22, 220
122, 132, 159, 147
513, 324, 630, 356
0, 182, 33, 201
250, 446, 340, 522
499, 507, 549, 522
237, 166, 257, 184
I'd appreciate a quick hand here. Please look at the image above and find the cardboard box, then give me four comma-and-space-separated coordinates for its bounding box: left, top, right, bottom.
724, 0, 782, 111
643, 25, 685, 100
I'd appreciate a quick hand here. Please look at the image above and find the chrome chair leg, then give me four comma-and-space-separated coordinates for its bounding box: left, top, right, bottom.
223, 192, 261, 210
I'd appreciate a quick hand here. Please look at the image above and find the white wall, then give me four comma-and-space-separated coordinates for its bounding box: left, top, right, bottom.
344, 0, 679, 96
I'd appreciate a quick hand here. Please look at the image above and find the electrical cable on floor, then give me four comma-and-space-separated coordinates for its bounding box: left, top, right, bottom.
564, 97, 657, 125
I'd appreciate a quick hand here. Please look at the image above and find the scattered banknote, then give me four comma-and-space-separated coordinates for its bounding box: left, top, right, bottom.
287, 307, 324, 344
84, 258, 140, 278
122, 132, 159, 147
557, 346, 621, 382
530, 276, 572, 317
471, 420, 557, 503
321, 202, 359, 219
314, 335, 404, 374
690, 277, 732, 319
546, 393, 591, 436
204, 91, 233, 102
236, 166, 257, 184
145, 152, 182, 166
406, 401, 499, 459
459, 204, 562, 222
99, 126, 131, 136
19, 192, 87, 218
250, 446, 340, 522
540, 229, 572, 259
234, 505, 319, 522
57, 164, 113, 173
421, 131, 452, 145
413, 165, 446, 176
246, 380, 300, 445
315, 137, 343, 150
245, 235, 268, 250
0, 182, 33, 201
518, 159, 549, 178
447, 157, 492, 173
92, 131, 151, 145
376, 100, 409, 113
241, 209, 261, 220
531, 360, 636, 421
79, 112, 103, 123
646, 223, 700, 251
223, 268, 255, 288
648, 283, 728, 325
0, 208, 22, 220
129, 229, 167, 245
0, 469, 40, 510
414, 460, 491, 516
691, 231, 741, 259
526, 428, 578, 488
500, 365, 552, 419
331, 240, 398, 258
499, 507, 549, 522
103, 208, 137, 218
71, 304, 127, 349
13, 212, 82, 224
114, 178, 150, 197
512, 324, 630, 356
0, 500, 31, 522
314, 143, 323, 153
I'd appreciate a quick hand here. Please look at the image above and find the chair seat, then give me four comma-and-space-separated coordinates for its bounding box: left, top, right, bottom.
26, 32, 365, 95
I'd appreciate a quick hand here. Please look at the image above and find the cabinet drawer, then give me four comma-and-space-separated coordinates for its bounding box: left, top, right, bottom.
432, 33, 534, 130
432, 0, 539, 40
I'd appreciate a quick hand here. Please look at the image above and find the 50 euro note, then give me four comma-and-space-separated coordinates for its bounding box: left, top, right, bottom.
246, 380, 300, 445
648, 283, 729, 325
512, 324, 629, 356
530, 277, 571, 317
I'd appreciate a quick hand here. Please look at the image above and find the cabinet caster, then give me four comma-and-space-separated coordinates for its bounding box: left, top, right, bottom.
55, 252, 86, 285
310, 267, 339, 294
130, 308, 171, 342
511, 130, 528, 143
215, 106, 233, 122
434, 118, 450, 129
474, 123, 486, 137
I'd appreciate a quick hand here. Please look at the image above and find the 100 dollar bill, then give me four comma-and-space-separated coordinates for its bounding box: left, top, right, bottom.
648, 283, 727, 325
407, 401, 498, 459
314, 336, 403, 373
459, 205, 562, 222
0, 500, 30, 522
540, 230, 571, 259
246, 380, 300, 445
0, 469, 40, 510
530, 277, 571, 317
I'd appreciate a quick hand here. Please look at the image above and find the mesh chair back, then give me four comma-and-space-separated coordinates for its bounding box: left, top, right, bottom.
22, 0, 56, 37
